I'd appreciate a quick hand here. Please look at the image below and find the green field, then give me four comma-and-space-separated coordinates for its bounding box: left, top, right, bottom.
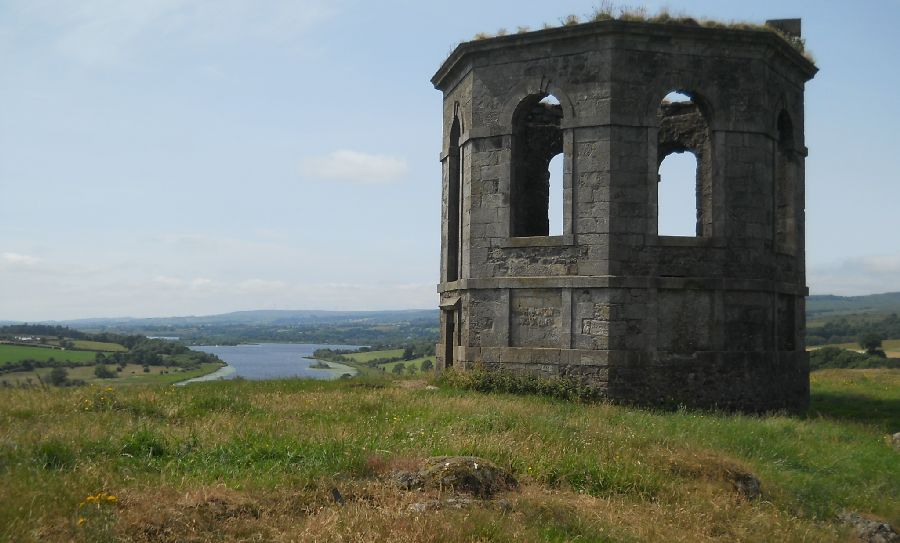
0, 369, 896, 542
0, 344, 97, 365
70, 340, 127, 352
343, 348, 404, 363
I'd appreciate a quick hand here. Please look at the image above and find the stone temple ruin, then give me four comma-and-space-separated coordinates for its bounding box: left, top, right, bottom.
432, 17, 817, 411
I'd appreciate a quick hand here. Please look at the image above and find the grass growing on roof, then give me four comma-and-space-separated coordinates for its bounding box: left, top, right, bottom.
468, 3, 812, 60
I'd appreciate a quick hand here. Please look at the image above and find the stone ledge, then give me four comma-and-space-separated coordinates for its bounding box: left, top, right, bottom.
452, 346, 808, 366
438, 276, 808, 295
501, 235, 574, 248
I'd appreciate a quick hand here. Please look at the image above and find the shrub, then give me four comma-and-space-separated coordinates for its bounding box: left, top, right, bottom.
439, 366, 605, 402
94, 365, 116, 379
48, 367, 69, 386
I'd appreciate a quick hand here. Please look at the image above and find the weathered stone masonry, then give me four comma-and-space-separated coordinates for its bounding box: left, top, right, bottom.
433, 18, 817, 412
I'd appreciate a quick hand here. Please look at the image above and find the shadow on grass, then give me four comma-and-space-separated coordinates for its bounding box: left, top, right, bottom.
807, 391, 900, 433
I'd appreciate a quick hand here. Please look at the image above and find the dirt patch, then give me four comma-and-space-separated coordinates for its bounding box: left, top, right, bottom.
666, 450, 762, 500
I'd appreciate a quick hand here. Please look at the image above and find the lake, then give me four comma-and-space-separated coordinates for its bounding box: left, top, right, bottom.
179, 343, 359, 384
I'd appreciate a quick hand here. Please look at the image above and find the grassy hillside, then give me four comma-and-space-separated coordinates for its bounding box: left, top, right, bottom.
381, 356, 434, 373
807, 292, 900, 319
0, 362, 224, 387
0, 369, 897, 542
333, 349, 435, 375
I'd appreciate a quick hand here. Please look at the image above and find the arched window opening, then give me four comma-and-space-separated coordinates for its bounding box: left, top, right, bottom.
539, 94, 561, 106
446, 115, 461, 282
510, 93, 564, 237
658, 151, 699, 237
775, 110, 796, 254
547, 153, 564, 236
656, 90, 712, 237
662, 91, 692, 103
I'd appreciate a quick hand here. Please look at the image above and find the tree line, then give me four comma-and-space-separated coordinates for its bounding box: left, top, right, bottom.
806, 313, 900, 346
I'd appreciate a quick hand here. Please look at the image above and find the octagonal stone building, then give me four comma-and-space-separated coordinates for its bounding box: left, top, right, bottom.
432, 17, 817, 412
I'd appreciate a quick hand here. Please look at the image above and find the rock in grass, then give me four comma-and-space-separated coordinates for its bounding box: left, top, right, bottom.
418, 456, 518, 498
891, 432, 900, 451
728, 471, 762, 501
389, 470, 422, 490
838, 512, 899, 543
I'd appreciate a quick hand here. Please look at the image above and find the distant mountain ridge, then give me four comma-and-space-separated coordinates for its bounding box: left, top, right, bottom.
42, 309, 439, 328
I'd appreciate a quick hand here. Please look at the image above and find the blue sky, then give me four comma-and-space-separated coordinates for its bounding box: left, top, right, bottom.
1, 0, 898, 320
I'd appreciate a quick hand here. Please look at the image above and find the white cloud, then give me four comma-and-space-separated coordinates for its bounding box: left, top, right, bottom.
300, 150, 409, 184
152, 275, 223, 291
190, 277, 216, 289
1, 252, 39, 267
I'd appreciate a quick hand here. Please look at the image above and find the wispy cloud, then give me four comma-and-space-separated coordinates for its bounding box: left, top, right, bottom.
7, 0, 337, 66
1, 252, 39, 267
809, 251, 900, 295
299, 150, 409, 184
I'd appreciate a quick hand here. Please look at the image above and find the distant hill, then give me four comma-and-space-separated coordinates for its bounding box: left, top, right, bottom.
53, 309, 438, 329
807, 292, 900, 320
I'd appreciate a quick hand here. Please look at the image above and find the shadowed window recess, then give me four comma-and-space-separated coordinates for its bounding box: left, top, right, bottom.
510, 93, 564, 237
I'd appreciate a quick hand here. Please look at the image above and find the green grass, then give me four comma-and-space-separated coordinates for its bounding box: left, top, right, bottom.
0, 344, 97, 365
808, 369, 900, 432
0, 369, 895, 541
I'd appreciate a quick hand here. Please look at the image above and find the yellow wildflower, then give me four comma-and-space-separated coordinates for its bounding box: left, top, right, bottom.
77, 517, 85, 526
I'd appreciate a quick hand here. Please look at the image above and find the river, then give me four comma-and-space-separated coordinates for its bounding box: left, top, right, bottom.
178, 343, 358, 385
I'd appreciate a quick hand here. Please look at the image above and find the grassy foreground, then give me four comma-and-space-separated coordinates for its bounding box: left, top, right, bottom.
0, 370, 897, 542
